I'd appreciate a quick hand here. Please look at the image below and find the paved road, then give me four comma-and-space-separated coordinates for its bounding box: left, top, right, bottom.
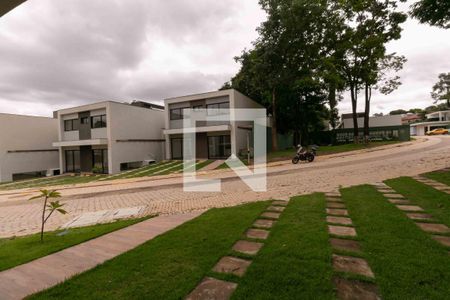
1, 136, 449, 238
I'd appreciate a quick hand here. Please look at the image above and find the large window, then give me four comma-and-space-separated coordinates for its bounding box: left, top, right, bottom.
170, 108, 189, 120
91, 115, 107, 128
64, 119, 79, 131
206, 102, 229, 116
208, 135, 231, 159
92, 149, 108, 174
65, 150, 80, 173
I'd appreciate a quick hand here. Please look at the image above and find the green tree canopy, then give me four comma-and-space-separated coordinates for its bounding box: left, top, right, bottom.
410, 0, 450, 29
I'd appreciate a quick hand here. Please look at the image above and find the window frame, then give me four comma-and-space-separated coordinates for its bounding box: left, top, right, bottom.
64, 119, 79, 132
91, 115, 107, 129
206, 102, 230, 116
170, 107, 189, 120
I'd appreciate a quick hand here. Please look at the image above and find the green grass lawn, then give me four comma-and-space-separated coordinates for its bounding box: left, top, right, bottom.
386, 177, 450, 228
423, 169, 450, 186
30, 201, 268, 300
0, 175, 106, 191
230, 194, 335, 299
0, 218, 149, 272
268, 140, 403, 162
341, 185, 450, 299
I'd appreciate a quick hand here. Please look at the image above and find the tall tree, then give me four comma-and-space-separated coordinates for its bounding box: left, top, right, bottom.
337, 0, 407, 143
431, 72, 450, 108
411, 0, 450, 29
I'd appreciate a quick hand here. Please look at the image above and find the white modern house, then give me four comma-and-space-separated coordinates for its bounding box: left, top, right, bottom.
163, 89, 265, 160
410, 110, 450, 136
52, 101, 165, 174
0, 113, 59, 182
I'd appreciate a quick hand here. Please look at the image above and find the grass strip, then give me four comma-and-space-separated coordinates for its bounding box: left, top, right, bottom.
30, 201, 268, 300
341, 185, 450, 299
386, 177, 450, 228
423, 169, 450, 186
0, 217, 149, 271
231, 194, 335, 299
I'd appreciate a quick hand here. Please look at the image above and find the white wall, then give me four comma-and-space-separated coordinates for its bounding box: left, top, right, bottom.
108, 102, 165, 173
343, 115, 402, 129
0, 114, 59, 182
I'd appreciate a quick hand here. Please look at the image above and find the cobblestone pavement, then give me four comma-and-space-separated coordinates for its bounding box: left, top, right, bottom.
1, 136, 449, 238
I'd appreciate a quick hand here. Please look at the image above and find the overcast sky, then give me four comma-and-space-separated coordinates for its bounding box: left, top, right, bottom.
0, 0, 449, 117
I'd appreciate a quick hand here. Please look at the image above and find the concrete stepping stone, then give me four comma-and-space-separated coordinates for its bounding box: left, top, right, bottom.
327, 216, 353, 226
246, 228, 270, 240
186, 277, 237, 300
232, 240, 264, 255
332, 254, 374, 278
212, 256, 251, 277
388, 199, 411, 205
416, 223, 450, 234
405, 213, 433, 221
327, 202, 346, 209
333, 277, 380, 300
328, 225, 357, 237
396, 205, 424, 212
432, 235, 450, 247
327, 197, 343, 203
261, 212, 281, 219
384, 194, 404, 199
266, 206, 285, 212
325, 192, 341, 197
378, 188, 395, 193
330, 238, 361, 253
326, 208, 349, 216
253, 219, 275, 229
272, 200, 288, 206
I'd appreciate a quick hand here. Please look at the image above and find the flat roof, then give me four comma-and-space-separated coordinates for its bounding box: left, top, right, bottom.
0, 112, 55, 119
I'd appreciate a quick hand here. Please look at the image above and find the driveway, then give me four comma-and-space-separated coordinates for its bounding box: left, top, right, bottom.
1, 136, 449, 238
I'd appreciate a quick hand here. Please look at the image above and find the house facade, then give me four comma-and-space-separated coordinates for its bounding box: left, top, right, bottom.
163, 89, 265, 160
341, 114, 403, 128
410, 110, 450, 135
0, 113, 59, 182
52, 101, 165, 174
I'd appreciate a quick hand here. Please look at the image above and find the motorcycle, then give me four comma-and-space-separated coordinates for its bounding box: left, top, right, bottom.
292, 144, 318, 164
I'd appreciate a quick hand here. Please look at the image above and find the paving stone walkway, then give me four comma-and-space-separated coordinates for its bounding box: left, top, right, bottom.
186, 199, 288, 300
374, 183, 450, 254
0, 211, 202, 300
412, 175, 450, 194
325, 192, 381, 300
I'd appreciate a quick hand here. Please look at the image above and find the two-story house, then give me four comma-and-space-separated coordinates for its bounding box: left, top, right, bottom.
0, 113, 59, 182
163, 89, 265, 160
52, 101, 165, 174
410, 110, 450, 135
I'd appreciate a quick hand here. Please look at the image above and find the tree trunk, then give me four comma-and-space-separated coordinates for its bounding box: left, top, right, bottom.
40, 196, 48, 242
350, 84, 359, 143
363, 84, 371, 144
271, 88, 278, 152
328, 83, 337, 130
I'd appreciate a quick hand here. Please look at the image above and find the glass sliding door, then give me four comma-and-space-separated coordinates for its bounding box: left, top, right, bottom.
208, 135, 231, 159
171, 138, 183, 160
92, 149, 108, 174
65, 150, 81, 173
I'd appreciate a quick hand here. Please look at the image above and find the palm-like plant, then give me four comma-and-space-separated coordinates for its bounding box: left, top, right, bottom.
29, 190, 67, 242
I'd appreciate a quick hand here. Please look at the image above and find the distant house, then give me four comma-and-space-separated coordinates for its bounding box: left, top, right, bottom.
340, 113, 402, 129
401, 113, 423, 125
335, 113, 409, 142
0, 113, 59, 182
52, 101, 165, 174
410, 110, 450, 136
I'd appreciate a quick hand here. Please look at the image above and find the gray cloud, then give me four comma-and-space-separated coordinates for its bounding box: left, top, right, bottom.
0, 0, 264, 115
